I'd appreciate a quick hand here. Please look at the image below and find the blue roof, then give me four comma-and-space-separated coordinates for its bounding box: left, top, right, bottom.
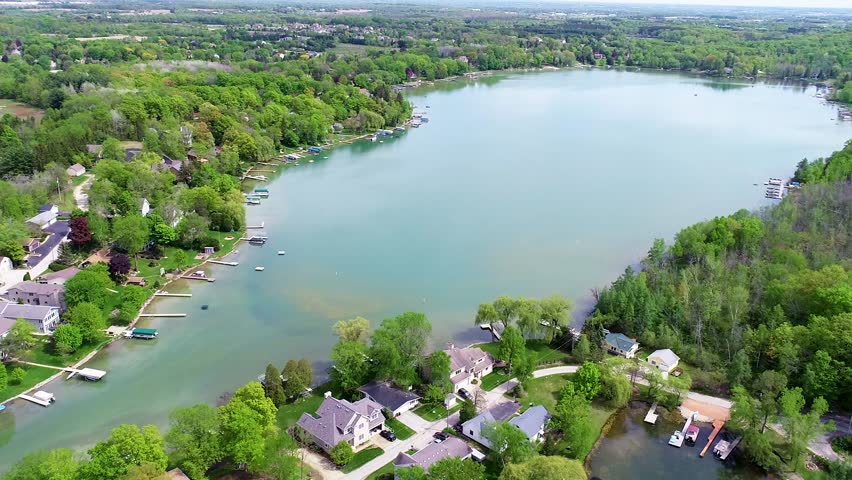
605, 332, 638, 351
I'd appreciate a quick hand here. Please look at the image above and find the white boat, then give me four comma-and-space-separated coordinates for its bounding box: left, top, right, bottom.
669, 430, 684, 447
277, 251, 286, 255
255, 266, 265, 271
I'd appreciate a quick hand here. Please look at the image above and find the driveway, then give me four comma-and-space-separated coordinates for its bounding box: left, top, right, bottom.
73, 174, 93, 211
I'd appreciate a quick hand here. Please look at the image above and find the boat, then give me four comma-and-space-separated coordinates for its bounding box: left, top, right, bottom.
669, 430, 684, 447
369, 135, 378, 142
277, 251, 286, 255
126, 327, 158, 339
255, 266, 265, 271
0, 404, 6, 412
189, 271, 207, 278
33, 391, 55, 403
201, 304, 209, 310
685, 425, 700, 444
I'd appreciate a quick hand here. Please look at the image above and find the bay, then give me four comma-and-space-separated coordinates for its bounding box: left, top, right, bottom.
0, 69, 849, 468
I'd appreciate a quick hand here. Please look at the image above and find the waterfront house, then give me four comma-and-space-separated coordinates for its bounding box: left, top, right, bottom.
648, 348, 680, 373
394, 437, 480, 475
461, 402, 521, 448
3, 281, 66, 310
0, 301, 60, 333
445, 343, 494, 393
296, 395, 385, 453
604, 331, 639, 358
66, 163, 86, 177
26, 210, 57, 230
509, 405, 551, 442
358, 381, 421, 417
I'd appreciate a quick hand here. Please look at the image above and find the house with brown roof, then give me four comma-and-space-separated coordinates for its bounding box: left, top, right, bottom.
445, 343, 494, 393
394, 437, 481, 474
296, 395, 385, 453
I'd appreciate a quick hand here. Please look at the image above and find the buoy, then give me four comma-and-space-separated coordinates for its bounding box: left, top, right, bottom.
201, 305, 209, 310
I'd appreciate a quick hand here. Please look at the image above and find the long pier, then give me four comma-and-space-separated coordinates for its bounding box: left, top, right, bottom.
154, 292, 192, 297
18, 394, 52, 407
181, 275, 216, 282
209, 260, 239, 266
644, 401, 659, 424
700, 419, 726, 457
138, 313, 187, 317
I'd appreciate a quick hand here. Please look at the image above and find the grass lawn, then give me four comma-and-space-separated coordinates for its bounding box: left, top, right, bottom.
342, 447, 384, 473
329, 43, 391, 57
513, 373, 574, 412
276, 393, 325, 428
385, 416, 415, 440
0, 364, 57, 402
365, 461, 394, 480
478, 339, 570, 367
414, 403, 461, 422
71, 174, 90, 187
27, 337, 107, 368
480, 369, 512, 391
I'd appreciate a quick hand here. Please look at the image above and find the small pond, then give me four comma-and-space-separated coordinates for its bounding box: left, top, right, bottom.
588, 402, 768, 480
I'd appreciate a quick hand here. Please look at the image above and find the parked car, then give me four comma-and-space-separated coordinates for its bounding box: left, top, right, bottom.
380, 430, 397, 441
458, 388, 472, 400
433, 432, 449, 442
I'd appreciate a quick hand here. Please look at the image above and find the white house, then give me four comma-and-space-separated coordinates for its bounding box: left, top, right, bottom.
509, 405, 551, 442
648, 348, 680, 374
445, 343, 494, 393
296, 395, 385, 453
0, 302, 60, 333
26, 211, 58, 230
605, 331, 639, 359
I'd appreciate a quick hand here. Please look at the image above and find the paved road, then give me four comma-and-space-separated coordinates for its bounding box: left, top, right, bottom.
73, 174, 93, 211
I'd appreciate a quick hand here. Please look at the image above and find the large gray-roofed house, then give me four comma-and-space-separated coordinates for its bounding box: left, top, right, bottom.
0, 301, 60, 333
509, 405, 551, 442
461, 402, 521, 449
296, 396, 385, 453
394, 437, 475, 473
358, 381, 421, 417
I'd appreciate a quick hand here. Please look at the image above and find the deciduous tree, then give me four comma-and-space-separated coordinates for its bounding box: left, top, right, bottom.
498, 456, 586, 480
482, 421, 537, 467
165, 404, 223, 480
67, 302, 106, 344
263, 364, 285, 407
497, 326, 525, 369
330, 340, 369, 394
3, 449, 81, 480
109, 254, 132, 279
53, 324, 83, 355
329, 441, 353, 466
219, 382, 278, 471
427, 456, 486, 480
333, 316, 370, 343
82, 424, 167, 480
113, 215, 150, 270
1, 319, 36, 359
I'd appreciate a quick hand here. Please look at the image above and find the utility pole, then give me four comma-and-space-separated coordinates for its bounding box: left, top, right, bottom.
56, 179, 62, 203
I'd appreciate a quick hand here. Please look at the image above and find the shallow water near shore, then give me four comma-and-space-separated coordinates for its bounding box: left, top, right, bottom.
588, 403, 768, 480
1, 68, 850, 467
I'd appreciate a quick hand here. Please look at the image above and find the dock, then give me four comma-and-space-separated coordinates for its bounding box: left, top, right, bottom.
67, 368, 107, 381
209, 260, 239, 266
715, 436, 741, 460
644, 402, 659, 424
154, 292, 192, 297
246, 222, 265, 229
181, 275, 216, 282
18, 391, 55, 407
138, 313, 186, 317
700, 419, 726, 457
245, 175, 267, 181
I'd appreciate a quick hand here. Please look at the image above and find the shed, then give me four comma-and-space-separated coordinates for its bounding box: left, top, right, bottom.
66, 163, 86, 177
648, 348, 680, 373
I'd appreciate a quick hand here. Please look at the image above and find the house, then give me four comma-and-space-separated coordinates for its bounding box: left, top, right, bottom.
648, 348, 680, 373
509, 405, 551, 442
0, 301, 60, 333
125, 147, 143, 162
26, 210, 58, 230
0, 316, 15, 338
166, 469, 191, 480
358, 381, 421, 417
445, 343, 494, 393
66, 163, 86, 177
461, 402, 521, 448
153, 155, 185, 175
38, 267, 80, 285
296, 395, 385, 453
38, 204, 59, 215
394, 437, 478, 474
86, 144, 103, 159
22, 238, 40, 253
0, 257, 25, 291
605, 331, 639, 358
3, 281, 66, 310
141, 198, 151, 217
186, 149, 198, 161
126, 276, 146, 286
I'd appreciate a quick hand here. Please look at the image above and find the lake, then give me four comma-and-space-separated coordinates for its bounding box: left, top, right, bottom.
0, 69, 849, 468
588, 403, 768, 480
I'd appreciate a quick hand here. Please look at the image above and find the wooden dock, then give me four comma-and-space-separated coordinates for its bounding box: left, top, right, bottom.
700, 419, 726, 457
154, 293, 192, 297
209, 260, 239, 266
181, 275, 216, 282
138, 313, 187, 317
644, 402, 659, 424
244, 175, 267, 181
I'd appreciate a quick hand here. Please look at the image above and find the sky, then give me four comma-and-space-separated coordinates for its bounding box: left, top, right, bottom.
528, 0, 852, 8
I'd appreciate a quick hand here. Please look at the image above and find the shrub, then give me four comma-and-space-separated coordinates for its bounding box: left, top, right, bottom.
9, 367, 26, 385
832, 436, 852, 454
330, 441, 353, 466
